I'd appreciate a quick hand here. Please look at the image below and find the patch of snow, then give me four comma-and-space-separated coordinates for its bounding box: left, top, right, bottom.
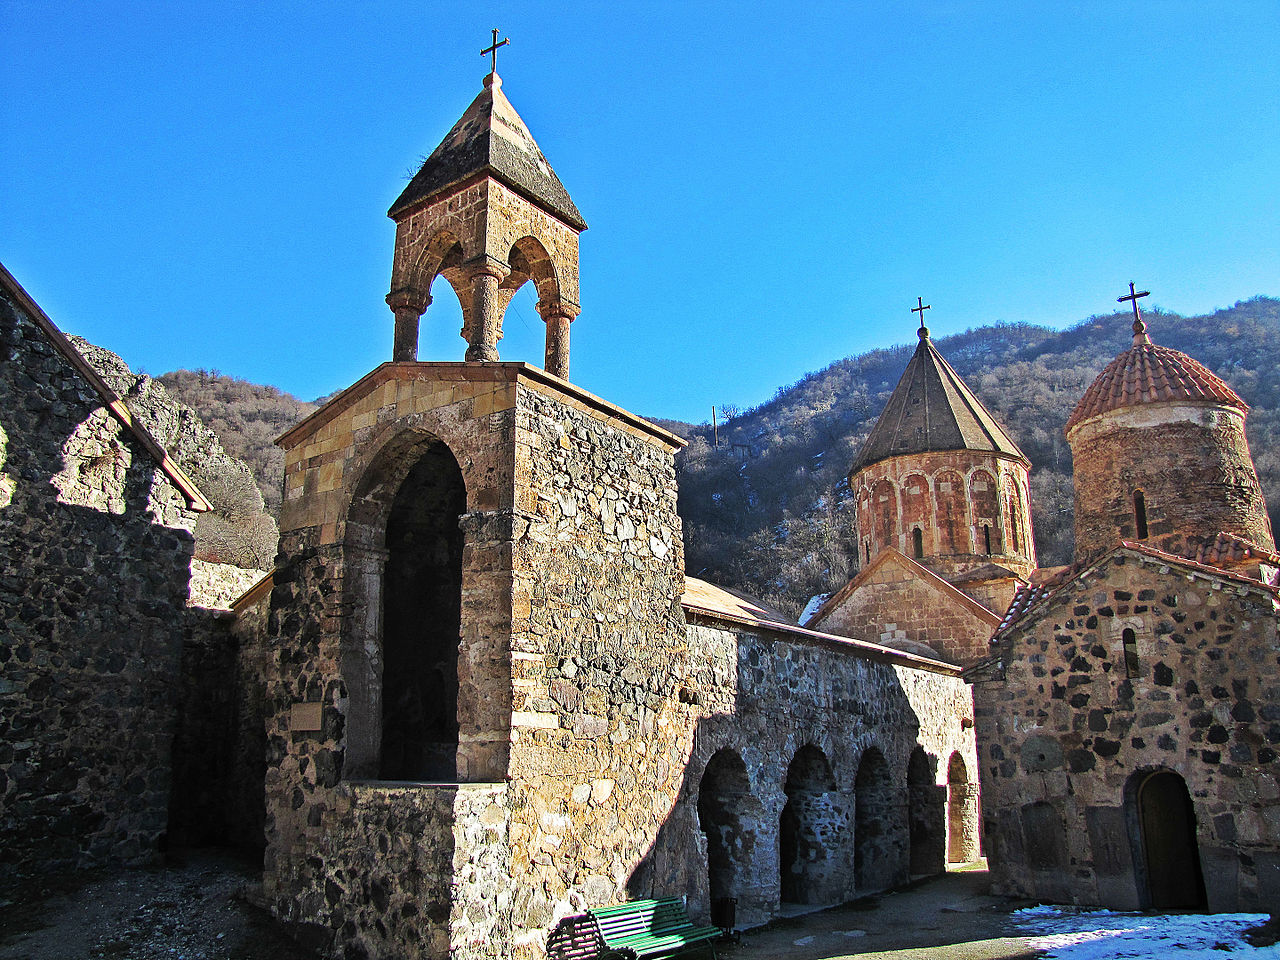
799, 593, 831, 625
791, 936, 814, 946
1013, 905, 1277, 959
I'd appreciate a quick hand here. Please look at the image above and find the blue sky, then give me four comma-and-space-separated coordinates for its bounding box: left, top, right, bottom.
4, 1, 1278, 423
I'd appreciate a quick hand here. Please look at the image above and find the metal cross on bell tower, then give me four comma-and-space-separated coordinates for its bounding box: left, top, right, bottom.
482, 28, 509, 75
912, 296, 931, 338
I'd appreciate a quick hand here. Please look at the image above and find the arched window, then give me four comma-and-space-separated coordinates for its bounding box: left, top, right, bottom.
912, 527, 924, 559
983, 524, 992, 556
1134, 490, 1149, 539
934, 470, 968, 554
871, 479, 898, 551
970, 470, 1001, 554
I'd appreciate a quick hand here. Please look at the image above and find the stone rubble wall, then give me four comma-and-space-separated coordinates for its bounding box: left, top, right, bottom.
0, 283, 199, 889
973, 549, 1280, 910
664, 618, 979, 927
189, 559, 269, 610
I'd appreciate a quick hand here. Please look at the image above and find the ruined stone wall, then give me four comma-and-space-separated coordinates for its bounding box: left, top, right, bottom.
973, 549, 1280, 910
852, 450, 1036, 580
652, 618, 978, 928
1068, 403, 1275, 564
809, 554, 1001, 665
0, 284, 198, 890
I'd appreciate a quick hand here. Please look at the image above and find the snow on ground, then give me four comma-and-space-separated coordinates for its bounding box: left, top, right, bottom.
798, 592, 830, 625
1013, 904, 1279, 959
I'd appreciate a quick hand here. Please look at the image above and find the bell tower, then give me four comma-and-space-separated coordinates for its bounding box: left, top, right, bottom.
385, 47, 587, 378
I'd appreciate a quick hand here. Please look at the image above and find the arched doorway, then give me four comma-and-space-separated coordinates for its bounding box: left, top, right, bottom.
780, 745, 841, 905
907, 747, 944, 876
947, 753, 979, 863
698, 750, 753, 912
1128, 770, 1206, 908
855, 746, 896, 892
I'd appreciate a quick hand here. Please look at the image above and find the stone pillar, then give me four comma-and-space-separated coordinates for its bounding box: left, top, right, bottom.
386, 288, 430, 362
538, 300, 580, 380
465, 258, 509, 362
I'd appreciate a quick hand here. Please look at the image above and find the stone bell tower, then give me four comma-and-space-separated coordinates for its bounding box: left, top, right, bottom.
384, 61, 587, 379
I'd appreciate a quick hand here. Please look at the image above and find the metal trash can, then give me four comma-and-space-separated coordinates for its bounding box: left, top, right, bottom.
710, 896, 737, 933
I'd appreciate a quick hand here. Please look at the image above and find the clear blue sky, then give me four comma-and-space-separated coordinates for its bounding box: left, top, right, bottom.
4, 1, 1278, 423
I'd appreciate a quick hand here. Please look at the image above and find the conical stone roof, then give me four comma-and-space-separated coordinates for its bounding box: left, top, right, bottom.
388, 73, 586, 231
852, 327, 1028, 473
1064, 320, 1246, 432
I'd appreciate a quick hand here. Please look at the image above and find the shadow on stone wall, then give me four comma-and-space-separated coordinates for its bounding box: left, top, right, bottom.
0, 409, 199, 890
617, 621, 963, 930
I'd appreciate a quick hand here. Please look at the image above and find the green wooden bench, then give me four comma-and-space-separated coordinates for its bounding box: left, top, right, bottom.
587, 897, 721, 960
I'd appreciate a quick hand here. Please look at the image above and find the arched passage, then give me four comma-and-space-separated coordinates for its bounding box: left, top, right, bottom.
946, 753, 979, 863
907, 747, 944, 876
855, 746, 897, 893
697, 750, 754, 911
1127, 770, 1206, 909
780, 745, 843, 905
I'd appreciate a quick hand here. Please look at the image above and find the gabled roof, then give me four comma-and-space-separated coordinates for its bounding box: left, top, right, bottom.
990, 540, 1279, 644
0, 262, 211, 512
681, 573, 961, 675
1065, 321, 1246, 432
852, 328, 1028, 473
804, 547, 1003, 631
388, 73, 587, 231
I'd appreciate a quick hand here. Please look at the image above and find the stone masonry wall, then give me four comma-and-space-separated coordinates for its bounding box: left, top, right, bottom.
973, 549, 1280, 910
810, 554, 1001, 666
652, 618, 978, 928
1069, 404, 1275, 564
0, 282, 198, 890
258, 363, 687, 960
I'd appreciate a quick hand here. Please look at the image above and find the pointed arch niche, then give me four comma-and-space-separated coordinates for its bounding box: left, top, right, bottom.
340, 428, 505, 783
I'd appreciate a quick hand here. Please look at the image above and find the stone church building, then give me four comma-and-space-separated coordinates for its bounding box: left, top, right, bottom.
4, 51, 1277, 960
804, 318, 1036, 668
968, 310, 1280, 912
224, 67, 979, 959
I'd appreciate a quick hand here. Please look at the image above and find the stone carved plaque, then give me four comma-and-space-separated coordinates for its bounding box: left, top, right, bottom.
290, 702, 323, 732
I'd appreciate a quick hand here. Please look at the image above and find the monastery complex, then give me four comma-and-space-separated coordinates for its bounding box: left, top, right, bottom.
1, 58, 1277, 960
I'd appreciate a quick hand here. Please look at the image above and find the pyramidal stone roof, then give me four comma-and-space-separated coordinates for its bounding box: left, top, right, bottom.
852, 327, 1029, 473
1064, 319, 1246, 432
388, 73, 586, 231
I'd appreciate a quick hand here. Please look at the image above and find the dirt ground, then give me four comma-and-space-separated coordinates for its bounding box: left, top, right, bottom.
0, 851, 317, 960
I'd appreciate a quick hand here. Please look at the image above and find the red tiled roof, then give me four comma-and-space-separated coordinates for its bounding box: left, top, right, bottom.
1191, 531, 1280, 568
1065, 340, 1246, 432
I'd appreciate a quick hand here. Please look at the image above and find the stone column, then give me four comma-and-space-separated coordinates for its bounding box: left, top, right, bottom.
538, 299, 580, 380
465, 258, 509, 362
386, 288, 430, 362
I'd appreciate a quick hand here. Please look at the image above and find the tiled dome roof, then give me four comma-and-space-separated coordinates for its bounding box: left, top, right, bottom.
1065, 323, 1247, 432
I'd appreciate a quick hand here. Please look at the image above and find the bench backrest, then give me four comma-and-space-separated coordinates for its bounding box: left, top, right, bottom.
591, 898, 694, 944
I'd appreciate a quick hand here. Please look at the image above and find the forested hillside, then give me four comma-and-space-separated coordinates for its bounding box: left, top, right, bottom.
161, 297, 1280, 618
158, 370, 319, 516
676, 297, 1280, 617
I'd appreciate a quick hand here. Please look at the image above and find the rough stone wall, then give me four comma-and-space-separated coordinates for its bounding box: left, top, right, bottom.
189, 559, 268, 609
0, 284, 198, 889
852, 450, 1036, 581
810, 553, 1001, 666
1068, 403, 1275, 564
648, 618, 978, 928
972, 549, 1280, 910
259, 363, 688, 960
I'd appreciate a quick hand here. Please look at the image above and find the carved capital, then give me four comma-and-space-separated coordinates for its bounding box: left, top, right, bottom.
536, 298, 581, 322
385, 287, 431, 316
464, 254, 511, 282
